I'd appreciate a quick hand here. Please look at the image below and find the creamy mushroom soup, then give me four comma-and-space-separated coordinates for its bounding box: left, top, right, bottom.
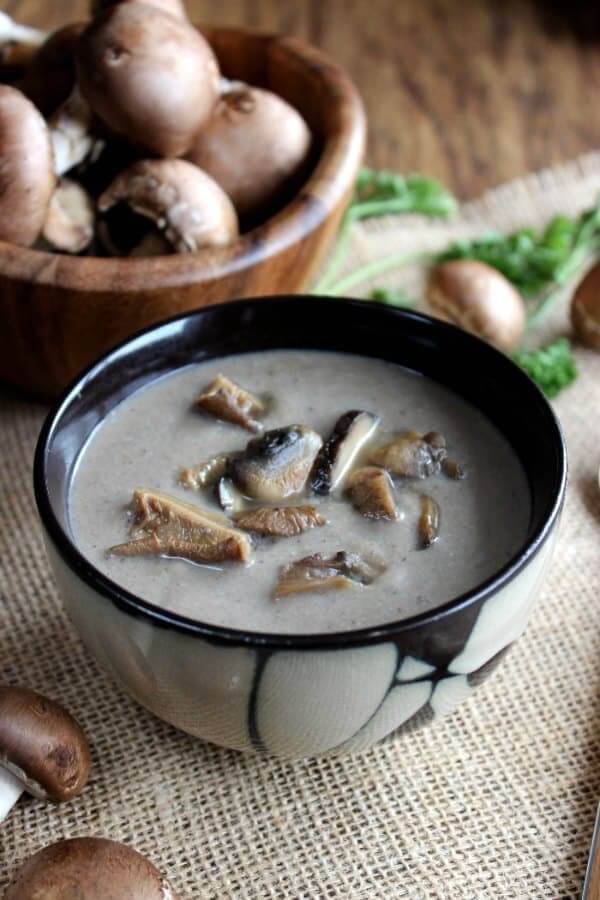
68, 350, 531, 635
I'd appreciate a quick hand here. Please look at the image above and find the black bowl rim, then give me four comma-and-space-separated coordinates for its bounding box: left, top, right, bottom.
34, 297, 567, 651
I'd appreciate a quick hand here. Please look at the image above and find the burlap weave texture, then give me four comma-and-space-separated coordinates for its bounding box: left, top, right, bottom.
1, 155, 600, 898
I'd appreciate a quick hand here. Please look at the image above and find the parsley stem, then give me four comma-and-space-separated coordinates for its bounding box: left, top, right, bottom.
314, 191, 455, 293
314, 199, 443, 293
526, 284, 564, 328
324, 250, 433, 297
313, 216, 354, 292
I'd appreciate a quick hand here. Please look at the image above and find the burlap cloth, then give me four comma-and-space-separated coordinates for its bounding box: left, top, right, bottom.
1, 155, 600, 899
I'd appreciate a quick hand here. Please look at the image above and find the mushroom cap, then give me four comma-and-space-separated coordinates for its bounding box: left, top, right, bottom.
77, 4, 220, 157
21, 23, 85, 117
427, 259, 526, 352
186, 84, 312, 219
0, 685, 90, 801
5, 838, 180, 899
571, 260, 600, 350
98, 158, 238, 252
90, 0, 188, 19
0, 86, 55, 247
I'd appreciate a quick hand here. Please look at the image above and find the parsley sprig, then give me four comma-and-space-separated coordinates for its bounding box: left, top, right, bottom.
313, 168, 456, 293
314, 168, 596, 397
437, 206, 600, 323
513, 338, 578, 398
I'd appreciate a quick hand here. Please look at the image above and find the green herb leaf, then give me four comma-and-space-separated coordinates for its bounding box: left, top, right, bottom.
353, 168, 458, 219
512, 338, 577, 398
436, 202, 600, 298
313, 169, 456, 294
368, 287, 417, 308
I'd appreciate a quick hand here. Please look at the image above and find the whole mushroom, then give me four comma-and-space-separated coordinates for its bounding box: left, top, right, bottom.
77, 3, 220, 157
0, 685, 91, 821
571, 260, 600, 350
90, 0, 188, 18
5, 838, 180, 899
187, 83, 312, 220
0, 86, 55, 246
98, 158, 238, 254
427, 259, 526, 352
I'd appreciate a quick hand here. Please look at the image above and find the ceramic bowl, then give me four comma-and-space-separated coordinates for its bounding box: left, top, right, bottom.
34, 297, 566, 759
0, 26, 365, 400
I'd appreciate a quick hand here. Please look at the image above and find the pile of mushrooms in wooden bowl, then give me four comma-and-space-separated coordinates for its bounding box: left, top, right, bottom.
0, 0, 365, 398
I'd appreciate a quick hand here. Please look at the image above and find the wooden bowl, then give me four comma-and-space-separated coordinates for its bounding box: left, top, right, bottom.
0, 26, 365, 399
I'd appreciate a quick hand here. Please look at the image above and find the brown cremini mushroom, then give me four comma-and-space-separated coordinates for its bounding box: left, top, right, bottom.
187, 82, 312, 220
77, 4, 220, 157
571, 261, 600, 350
0, 685, 91, 822
21, 23, 85, 116
427, 259, 526, 352
98, 159, 239, 254
91, 0, 188, 18
42, 178, 95, 253
0, 86, 55, 246
5, 837, 180, 899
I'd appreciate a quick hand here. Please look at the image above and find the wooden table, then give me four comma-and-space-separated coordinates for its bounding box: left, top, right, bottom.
7, 0, 600, 199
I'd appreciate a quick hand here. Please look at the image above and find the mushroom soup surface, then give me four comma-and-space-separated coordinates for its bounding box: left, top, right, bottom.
68, 350, 531, 634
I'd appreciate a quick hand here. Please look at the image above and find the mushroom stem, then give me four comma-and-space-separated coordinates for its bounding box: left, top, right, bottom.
0, 12, 47, 49
0, 766, 23, 823
49, 87, 103, 177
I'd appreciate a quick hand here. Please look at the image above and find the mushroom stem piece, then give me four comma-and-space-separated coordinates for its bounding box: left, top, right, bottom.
42, 178, 95, 253
49, 88, 102, 177
0, 767, 24, 824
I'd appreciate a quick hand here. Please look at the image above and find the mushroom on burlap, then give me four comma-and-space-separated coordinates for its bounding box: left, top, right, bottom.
5, 838, 180, 899
0, 685, 90, 821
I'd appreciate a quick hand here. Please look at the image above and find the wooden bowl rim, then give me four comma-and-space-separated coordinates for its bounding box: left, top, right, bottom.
0, 26, 366, 292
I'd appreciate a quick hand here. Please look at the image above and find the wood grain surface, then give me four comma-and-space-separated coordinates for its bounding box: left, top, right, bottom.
5, 0, 600, 199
